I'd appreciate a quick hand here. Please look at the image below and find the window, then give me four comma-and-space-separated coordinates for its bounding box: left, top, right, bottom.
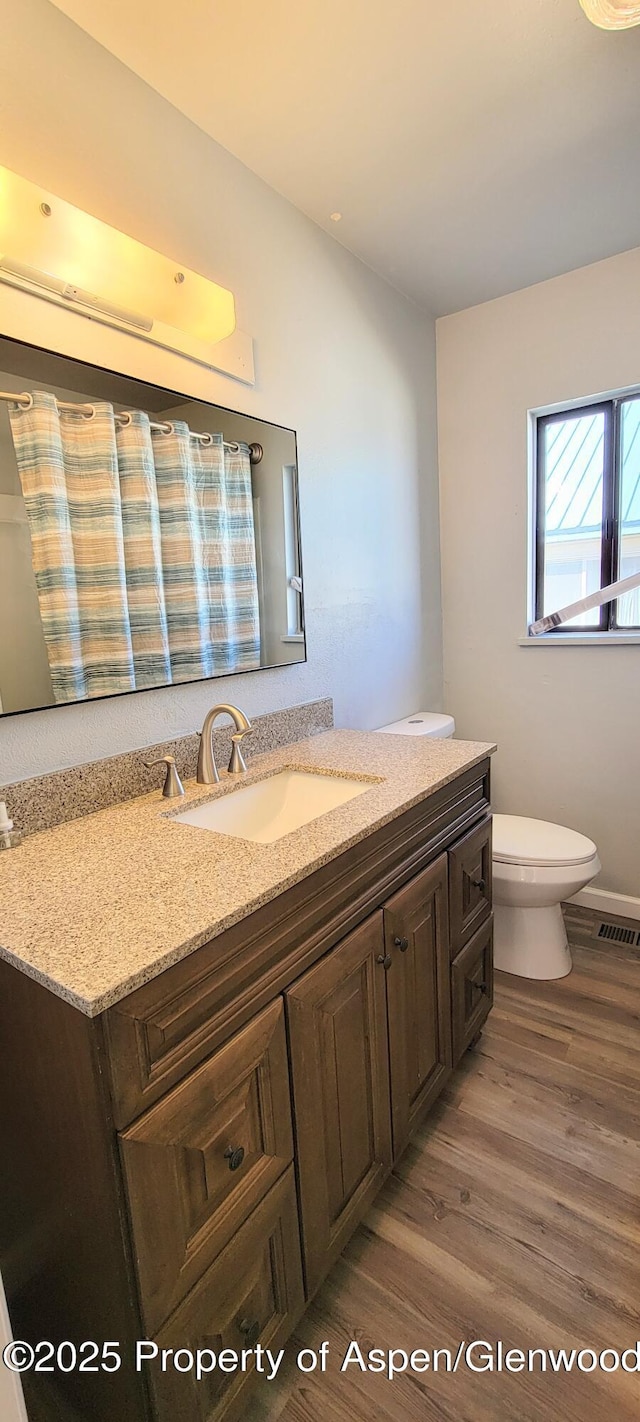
535, 393, 640, 632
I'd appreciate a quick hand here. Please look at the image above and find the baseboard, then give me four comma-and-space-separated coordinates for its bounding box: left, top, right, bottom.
570, 886, 640, 923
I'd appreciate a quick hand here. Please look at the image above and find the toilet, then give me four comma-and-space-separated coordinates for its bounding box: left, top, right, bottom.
492, 815, 600, 980
376, 712, 601, 982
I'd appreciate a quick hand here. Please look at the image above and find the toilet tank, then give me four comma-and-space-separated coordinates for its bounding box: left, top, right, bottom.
376, 711, 455, 738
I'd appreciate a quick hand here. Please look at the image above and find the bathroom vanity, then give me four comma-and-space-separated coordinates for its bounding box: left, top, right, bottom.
0, 730, 494, 1422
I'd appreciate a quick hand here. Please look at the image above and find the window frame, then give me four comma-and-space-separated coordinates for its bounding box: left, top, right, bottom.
534, 391, 640, 635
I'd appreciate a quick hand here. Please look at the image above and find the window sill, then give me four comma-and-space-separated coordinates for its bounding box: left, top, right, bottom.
519, 633, 640, 647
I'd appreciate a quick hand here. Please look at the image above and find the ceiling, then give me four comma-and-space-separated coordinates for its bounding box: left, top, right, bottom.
48, 0, 640, 315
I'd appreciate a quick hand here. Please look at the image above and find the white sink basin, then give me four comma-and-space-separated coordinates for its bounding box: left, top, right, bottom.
173, 769, 371, 844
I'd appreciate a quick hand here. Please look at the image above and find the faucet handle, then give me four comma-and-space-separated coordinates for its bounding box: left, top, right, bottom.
228, 725, 253, 776
143, 755, 185, 799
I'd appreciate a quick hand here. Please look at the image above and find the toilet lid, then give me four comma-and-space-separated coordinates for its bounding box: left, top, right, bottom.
493, 814, 597, 868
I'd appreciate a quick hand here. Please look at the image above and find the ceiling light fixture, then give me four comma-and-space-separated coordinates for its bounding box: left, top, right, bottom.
578, 0, 640, 28
330, 212, 342, 222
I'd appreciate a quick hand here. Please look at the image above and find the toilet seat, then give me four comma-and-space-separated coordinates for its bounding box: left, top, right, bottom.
493, 814, 597, 869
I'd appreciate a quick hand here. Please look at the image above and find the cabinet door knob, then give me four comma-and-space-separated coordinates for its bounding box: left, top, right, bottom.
394, 935, 409, 952
471, 877, 486, 892
224, 1145, 245, 1172
477, 982, 488, 994
377, 953, 392, 970
238, 1318, 260, 1345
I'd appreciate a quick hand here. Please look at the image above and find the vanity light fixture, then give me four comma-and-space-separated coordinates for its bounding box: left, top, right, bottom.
0, 257, 153, 332
0, 164, 237, 353
578, 0, 640, 27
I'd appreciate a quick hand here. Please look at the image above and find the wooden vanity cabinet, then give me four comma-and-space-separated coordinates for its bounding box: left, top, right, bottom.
119, 998, 294, 1333
286, 913, 393, 1297
149, 1171, 304, 1422
448, 817, 492, 954
447, 816, 494, 1062
451, 916, 494, 1064
288, 855, 453, 1295
0, 758, 492, 1422
383, 854, 452, 1157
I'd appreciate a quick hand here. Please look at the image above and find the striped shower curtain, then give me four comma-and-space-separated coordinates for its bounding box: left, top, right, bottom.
9, 391, 260, 703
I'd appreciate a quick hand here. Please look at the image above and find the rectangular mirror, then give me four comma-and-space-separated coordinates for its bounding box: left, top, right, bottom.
0, 334, 305, 716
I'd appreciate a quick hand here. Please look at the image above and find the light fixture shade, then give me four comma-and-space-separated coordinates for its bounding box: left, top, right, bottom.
0, 165, 236, 345
579, 0, 640, 28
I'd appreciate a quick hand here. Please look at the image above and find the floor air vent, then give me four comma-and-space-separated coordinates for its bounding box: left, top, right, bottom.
596, 921, 640, 947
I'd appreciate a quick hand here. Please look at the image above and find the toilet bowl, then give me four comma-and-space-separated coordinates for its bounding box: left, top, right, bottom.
493, 815, 600, 980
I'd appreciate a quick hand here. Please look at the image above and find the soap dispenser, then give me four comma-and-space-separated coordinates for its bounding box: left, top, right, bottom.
0, 801, 22, 850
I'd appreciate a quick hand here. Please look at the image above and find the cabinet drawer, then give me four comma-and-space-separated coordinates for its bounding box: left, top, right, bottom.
149, 1168, 304, 1422
448, 817, 492, 956
451, 917, 493, 1065
120, 999, 293, 1333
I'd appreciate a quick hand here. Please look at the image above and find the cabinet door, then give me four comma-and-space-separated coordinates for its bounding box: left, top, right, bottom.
383, 854, 452, 1157
448, 817, 492, 956
150, 1169, 304, 1422
286, 912, 392, 1297
120, 999, 293, 1333
451, 916, 494, 1064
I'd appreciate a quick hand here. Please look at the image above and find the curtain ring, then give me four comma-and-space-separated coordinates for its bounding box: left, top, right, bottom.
160, 421, 174, 435
198, 432, 213, 445
73, 403, 96, 420
116, 411, 133, 428
17, 392, 34, 410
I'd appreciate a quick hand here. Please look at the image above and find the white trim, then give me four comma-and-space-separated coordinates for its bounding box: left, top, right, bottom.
519, 633, 640, 646
570, 885, 640, 922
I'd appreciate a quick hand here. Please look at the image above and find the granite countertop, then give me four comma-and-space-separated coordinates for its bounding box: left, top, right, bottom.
0, 729, 495, 1017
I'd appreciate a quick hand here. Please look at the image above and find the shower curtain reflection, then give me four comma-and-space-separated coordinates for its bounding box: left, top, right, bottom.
8, 392, 260, 703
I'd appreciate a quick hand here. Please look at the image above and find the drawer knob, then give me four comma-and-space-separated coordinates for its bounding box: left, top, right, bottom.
224, 1145, 245, 1172
394, 935, 409, 952
471, 877, 486, 892
239, 1318, 260, 1345
377, 953, 392, 970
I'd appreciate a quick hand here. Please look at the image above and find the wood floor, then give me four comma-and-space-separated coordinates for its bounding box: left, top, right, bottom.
250, 937, 640, 1422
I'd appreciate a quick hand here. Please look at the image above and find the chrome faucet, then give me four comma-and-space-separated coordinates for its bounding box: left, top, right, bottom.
197, 703, 254, 784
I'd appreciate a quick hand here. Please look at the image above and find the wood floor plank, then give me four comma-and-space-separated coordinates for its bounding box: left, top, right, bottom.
438, 1063, 640, 1194
493, 978, 640, 1053
250, 931, 640, 1422
392, 1134, 640, 1313
473, 1030, 640, 1138
489, 999, 640, 1091
399, 1107, 639, 1250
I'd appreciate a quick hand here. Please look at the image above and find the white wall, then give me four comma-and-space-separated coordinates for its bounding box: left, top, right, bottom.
0, 0, 441, 782
438, 247, 640, 897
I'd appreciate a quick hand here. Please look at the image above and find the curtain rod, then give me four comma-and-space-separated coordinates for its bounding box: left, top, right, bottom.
0, 390, 264, 464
